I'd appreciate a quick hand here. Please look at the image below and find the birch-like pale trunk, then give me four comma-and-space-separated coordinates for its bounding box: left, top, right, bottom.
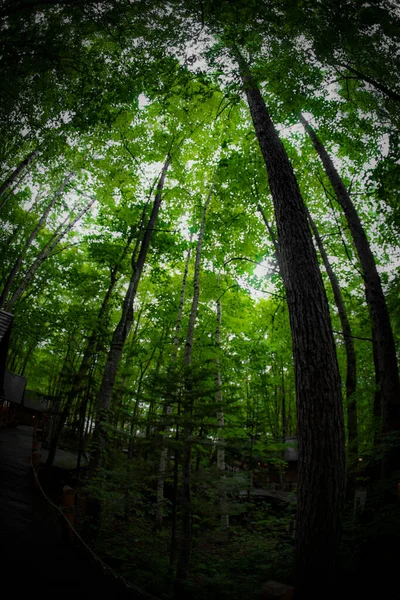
0, 166, 33, 213
89, 156, 170, 475
177, 184, 213, 581
0, 172, 74, 309
234, 49, 345, 595
300, 113, 399, 435
6, 193, 95, 310
0, 149, 39, 207
155, 243, 192, 528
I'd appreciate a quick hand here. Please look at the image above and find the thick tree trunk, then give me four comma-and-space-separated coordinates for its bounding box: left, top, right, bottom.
89, 156, 170, 474
177, 185, 213, 581
215, 290, 229, 529
156, 244, 192, 528
235, 51, 345, 595
6, 194, 95, 310
0, 172, 74, 309
300, 113, 400, 434
307, 208, 358, 456
0, 149, 38, 207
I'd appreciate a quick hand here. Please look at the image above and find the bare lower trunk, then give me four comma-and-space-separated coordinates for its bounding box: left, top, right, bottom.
300, 113, 399, 434
169, 407, 180, 578
156, 244, 192, 528
0, 172, 74, 309
215, 290, 229, 529
177, 184, 213, 581
235, 51, 345, 595
307, 208, 358, 455
89, 156, 170, 474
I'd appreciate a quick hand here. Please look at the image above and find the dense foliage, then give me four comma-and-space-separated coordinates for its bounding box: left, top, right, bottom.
1, 1, 399, 598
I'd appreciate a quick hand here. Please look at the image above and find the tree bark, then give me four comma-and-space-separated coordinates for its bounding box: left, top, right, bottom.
168, 402, 180, 579
235, 50, 345, 595
89, 156, 170, 474
281, 364, 287, 439
215, 287, 229, 529
156, 243, 192, 528
300, 113, 400, 434
306, 207, 358, 456
177, 183, 213, 581
0, 171, 74, 309
0, 149, 38, 207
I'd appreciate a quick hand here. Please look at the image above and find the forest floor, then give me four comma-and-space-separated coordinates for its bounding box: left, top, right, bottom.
1, 425, 398, 599
0, 425, 138, 597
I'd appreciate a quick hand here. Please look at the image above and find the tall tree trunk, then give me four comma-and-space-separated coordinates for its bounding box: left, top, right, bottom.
306, 207, 358, 456
300, 113, 400, 434
234, 50, 345, 595
89, 156, 170, 474
281, 368, 287, 438
0, 165, 34, 213
257, 203, 281, 267
44, 258, 122, 472
128, 346, 157, 457
0, 149, 38, 207
6, 194, 94, 310
169, 400, 181, 578
177, 184, 213, 581
0, 171, 74, 309
215, 287, 229, 529
156, 244, 192, 528
338, 63, 400, 103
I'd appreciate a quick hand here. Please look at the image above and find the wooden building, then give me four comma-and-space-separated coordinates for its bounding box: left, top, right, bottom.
252, 437, 298, 490
0, 310, 13, 400
0, 371, 27, 426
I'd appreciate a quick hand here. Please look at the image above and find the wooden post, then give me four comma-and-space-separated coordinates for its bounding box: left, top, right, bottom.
32, 452, 41, 488
75, 490, 88, 527
62, 486, 76, 542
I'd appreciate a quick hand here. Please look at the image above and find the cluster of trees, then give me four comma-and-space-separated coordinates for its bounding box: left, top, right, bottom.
1, 1, 399, 598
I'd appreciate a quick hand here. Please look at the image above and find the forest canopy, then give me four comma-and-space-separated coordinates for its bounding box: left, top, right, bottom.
0, 1, 399, 599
